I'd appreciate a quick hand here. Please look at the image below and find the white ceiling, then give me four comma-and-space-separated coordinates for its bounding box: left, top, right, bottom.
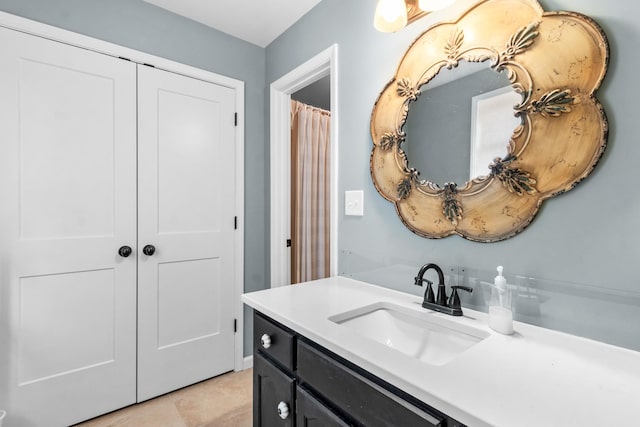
142, 0, 323, 48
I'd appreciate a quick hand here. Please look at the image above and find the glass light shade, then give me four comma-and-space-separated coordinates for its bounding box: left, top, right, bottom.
418, 0, 456, 12
374, 0, 408, 33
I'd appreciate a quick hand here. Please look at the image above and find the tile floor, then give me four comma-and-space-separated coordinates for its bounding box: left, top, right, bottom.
74, 369, 252, 427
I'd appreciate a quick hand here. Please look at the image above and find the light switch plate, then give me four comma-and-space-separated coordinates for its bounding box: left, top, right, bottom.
345, 190, 364, 216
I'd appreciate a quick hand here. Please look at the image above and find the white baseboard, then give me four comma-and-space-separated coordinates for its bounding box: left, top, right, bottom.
242, 355, 253, 370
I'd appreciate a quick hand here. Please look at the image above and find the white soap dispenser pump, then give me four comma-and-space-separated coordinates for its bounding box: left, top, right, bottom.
488, 265, 513, 334
495, 266, 506, 288
494, 266, 506, 304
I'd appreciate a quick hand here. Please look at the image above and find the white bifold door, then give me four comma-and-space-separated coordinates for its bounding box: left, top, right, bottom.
0, 26, 237, 427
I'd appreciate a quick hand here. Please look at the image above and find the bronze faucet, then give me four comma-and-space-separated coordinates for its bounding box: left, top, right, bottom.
414, 263, 472, 316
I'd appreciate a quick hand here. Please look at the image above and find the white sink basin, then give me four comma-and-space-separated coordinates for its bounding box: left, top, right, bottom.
329, 302, 489, 366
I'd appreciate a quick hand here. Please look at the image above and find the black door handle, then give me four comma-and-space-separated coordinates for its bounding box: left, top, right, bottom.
118, 245, 132, 258
143, 244, 156, 256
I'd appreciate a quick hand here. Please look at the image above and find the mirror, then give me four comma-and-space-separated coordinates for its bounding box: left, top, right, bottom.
403, 60, 519, 186
370, 0, 608, 242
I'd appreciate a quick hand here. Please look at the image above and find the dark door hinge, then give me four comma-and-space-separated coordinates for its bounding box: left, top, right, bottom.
234, 216, 238, 230
118, 56, 131, 62
234, 112, 238, 126
286, 239, 292, 247
234, 318, 237, 333
143, 62, 155, 68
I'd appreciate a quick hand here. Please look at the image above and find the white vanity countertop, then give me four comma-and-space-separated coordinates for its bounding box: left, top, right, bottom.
242, 277, 640, 427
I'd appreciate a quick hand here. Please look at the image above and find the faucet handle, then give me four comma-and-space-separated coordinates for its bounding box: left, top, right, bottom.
448, 285, 473, 310
425, 280, 435, 303
414, 278, 435, 304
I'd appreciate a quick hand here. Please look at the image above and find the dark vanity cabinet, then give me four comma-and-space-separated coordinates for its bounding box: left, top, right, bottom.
253, 311, 466, 427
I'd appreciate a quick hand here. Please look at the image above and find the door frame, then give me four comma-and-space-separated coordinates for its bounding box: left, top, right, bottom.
0, 11, 246, 372
270, 44, 339, 288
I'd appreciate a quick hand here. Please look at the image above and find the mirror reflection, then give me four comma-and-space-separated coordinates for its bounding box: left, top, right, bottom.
403, 61, 521, 186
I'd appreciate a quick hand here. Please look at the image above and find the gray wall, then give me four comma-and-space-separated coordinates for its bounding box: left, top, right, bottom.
267, 0, 640, 350
0, 0, 266, 356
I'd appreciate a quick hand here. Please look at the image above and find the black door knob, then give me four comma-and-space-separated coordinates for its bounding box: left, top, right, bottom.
118, 245, 132, 258
143, 244, 156, 256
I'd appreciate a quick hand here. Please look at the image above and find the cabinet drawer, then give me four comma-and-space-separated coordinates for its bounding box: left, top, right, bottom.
297, 340, 444, 427
254, 353, 295, 427
296, 385, 353, 427
254, 312, 295, 371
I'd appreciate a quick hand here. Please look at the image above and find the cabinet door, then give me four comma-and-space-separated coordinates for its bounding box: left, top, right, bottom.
296, 386, 352, 427
0, 27, 137, 427
137, 65, 237, 401
254, 353, 295, 427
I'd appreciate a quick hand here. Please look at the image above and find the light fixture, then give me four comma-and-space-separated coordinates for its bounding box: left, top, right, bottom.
374, 0, 408, 33
374, 0, 456, 32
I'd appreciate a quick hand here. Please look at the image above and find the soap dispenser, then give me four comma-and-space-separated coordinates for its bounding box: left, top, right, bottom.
488, 266, 514, 334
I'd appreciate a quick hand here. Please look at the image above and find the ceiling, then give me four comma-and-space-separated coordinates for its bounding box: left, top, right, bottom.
142, 0, 323, 48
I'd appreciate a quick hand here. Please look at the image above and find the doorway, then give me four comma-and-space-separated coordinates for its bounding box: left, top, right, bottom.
290, 77, 331, 283
269, 45, 339, 288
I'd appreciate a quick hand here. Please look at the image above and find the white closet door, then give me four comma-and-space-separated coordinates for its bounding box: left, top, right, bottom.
137, 65, 237, 401
0, 27, 137, 427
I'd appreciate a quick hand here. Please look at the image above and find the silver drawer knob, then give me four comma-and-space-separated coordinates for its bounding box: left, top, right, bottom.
260, 333, 272, 349
277, 401, 289, 419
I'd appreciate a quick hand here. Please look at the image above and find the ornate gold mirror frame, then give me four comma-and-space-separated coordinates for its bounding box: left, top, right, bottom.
370, 0, 609, 242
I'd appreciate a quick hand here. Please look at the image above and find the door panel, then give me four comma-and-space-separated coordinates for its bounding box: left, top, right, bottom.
0, 27, 137, 427
157, 258, 222, 348
18, 57, 116, 239
157, 89, 223, 233
137, 65, 236, 401
19, 269, 116, 385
